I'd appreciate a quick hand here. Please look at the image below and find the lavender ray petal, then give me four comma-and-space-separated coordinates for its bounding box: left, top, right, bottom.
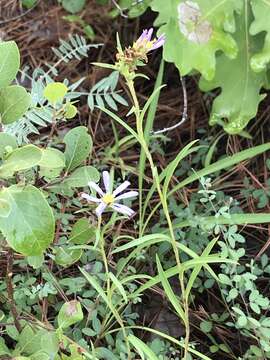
151, 34, 166, 50
88, 181, 104, 196
146, 28, 154, 41
81, 193, 101, 203
111, 203, 135, 217
95, 202, 107, 217
102, 171, 110, 193
113, 181, 131, 196
114, 191, 138, 201
138, 29, 148, 42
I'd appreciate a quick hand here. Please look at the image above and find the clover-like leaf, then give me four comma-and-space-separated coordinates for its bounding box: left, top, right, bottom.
55, 245, 82, 267
39, 148, 66, 179
62, 0, 86, 13
69, 218, 95, 245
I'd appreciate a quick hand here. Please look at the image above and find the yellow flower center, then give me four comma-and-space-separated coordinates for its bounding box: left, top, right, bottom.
102, 193, 115, 205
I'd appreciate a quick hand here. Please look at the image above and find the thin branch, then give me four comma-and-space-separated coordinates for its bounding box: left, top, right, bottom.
0, 0, 42, 25
111, 0, 128, 18
153, 75, 188, 135
6, 248, 21, 332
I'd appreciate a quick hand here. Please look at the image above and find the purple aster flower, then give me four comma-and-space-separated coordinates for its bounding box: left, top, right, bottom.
81, 171, 138, 218
136, 28, 165, 51
151, 34, 166, 50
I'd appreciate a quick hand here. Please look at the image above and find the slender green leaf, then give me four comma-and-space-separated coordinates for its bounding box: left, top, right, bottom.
156, 255, 187, 325
128, 335, 160, 360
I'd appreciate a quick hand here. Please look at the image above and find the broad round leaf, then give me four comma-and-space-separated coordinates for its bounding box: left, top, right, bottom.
0, 133, 17, 159
64, 126, 92, 172
0, 145, 42, 179
43, 82, 68, 104
27, 255, 44, 269
69, 218, 95, 245
0, 185, 55, 256
64, 103, 77, 119
0, 85, 31, 124
0, 41, 20, 89
63, 165, 99, 187
0, 199, 11, 218
57, 300, 83, 329
62, 0, 86, 13
39, 148, 66, 168
55, 245, 82, 267
39, 148, 66, 179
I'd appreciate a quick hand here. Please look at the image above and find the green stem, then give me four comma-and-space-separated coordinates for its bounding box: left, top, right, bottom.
97, 216, 132, 359
126, 79, 190, 359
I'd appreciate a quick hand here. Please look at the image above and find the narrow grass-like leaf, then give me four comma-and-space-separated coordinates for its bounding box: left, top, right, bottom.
98, 106, 140, 141
80, 267, 126, 330
172, 143, 270, 195
204, 134, 224, 167
109, 272, 128, 304
132, 257, 235, 298
185, 237, 219, 300
156, 255, 187, 326
143, 142, 270, 231
173, 213, 270, 229
128, 334, 160, 360
128, 327, 212, 360
163, 140, 200, 196
112, 234, 170, 254
142, 144, 204, 232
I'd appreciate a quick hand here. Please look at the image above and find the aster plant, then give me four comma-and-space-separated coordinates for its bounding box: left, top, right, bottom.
81, 171, 138, 217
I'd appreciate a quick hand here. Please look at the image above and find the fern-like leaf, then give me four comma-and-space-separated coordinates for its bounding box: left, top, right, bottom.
87, 71, 128, 112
